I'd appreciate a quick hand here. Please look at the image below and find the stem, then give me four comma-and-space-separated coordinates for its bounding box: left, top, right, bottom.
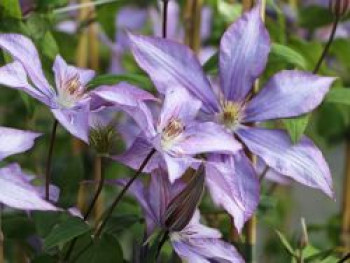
156, 231, 169, 259
94, 149, 156, 238
64, 156, 105, 261
45, 120, 58, 201
313, 17, 339, 74
162, 0, 169, 38
88, 157, 104, 222
341, 142, 350, 253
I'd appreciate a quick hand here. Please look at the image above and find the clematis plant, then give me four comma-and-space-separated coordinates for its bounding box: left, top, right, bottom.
0, 126, 56, 211
94, 85, 242, 182
117, 168, 244, 262
127, 5, 336, 231
0, 34, 95, 142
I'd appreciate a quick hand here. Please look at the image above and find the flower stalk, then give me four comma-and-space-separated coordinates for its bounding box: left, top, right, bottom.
45, 119, 58, 201
162, 0, 169, 38
341, 142, 350, 253
94, 149, 156, 238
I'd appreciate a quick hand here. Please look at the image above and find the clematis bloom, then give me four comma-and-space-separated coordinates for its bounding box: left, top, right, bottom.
117, 168, 244, 262
0, 34, 95, 142
94, 85, 241, 182
0, 126, 56, 211
127, 5, 336, 231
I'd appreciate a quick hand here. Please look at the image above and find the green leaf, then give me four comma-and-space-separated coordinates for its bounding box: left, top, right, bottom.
325, 88, 350, 106
275, 230, 297, 257
303, 245, 338, 263
283, 114, 310, 144
270, 43, 308, 70
104, 214, 141, 237
76, 234, 123, 263
0, 0, 22, 19
87, 73, 154, 91
44, 217, 91, 250
203, 52, 218, 75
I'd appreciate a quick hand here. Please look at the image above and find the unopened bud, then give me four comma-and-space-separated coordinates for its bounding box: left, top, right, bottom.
163, 165, 205, 232
89, 123, 119, 155
329, 0, 350, 18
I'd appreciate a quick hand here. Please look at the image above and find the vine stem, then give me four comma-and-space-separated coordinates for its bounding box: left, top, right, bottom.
156, 231, 169, 259
45, 120, 58, 201
313, 16, 339, 74
162, 0, 169, 38
63, 156, 106, 261
94, 149, 156, 238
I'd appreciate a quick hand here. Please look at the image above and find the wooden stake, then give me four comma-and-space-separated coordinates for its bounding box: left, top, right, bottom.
184, 0, 203, 53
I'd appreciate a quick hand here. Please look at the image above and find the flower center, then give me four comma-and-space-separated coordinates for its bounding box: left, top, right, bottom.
161, 119, 184, 150
57, 74, 84, 108
218, 101, 242, 130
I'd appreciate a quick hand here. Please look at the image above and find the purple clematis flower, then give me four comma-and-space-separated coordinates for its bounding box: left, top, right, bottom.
95, 85, 241, 182
0, 34, 95, 142
0, 126, 56, 211
117, 168, 244, 262
127, 6, 336, 231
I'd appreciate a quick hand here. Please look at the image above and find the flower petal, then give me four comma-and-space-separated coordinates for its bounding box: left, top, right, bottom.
0, 126, 41, 161
158, 88, 202, 130
163, 154, 196, 183
244, 71, 336, 122
0, 34, 54, 98
236, 126, 334, 198
51, 105, 90, 143
173, 122, 241, 155
128, 34, 219, 113
53, 55, 95, 90
206, 153, 259, 232
91, 82, 157, 109
0, 164, 57, 211
0, 61, 52, 105
219, 6, 270, 102
172, 238, 244, 263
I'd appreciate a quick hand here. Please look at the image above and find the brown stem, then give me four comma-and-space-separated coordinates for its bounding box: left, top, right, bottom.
162, 0, 169, 38
45, 120, 58, 201
64, 156, 105, 261
94, 149, 156, 238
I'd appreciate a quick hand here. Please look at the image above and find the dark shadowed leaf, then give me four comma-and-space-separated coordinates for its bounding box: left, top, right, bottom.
76, 234, 123, 263
44, 217, 91, 250
325, 88, 350, 106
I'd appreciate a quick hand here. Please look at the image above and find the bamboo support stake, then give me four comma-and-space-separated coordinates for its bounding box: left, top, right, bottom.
75, 0, 90, 214
341, 143, 350, 252
242, 1, 266, 262
184, 0, 203, 53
